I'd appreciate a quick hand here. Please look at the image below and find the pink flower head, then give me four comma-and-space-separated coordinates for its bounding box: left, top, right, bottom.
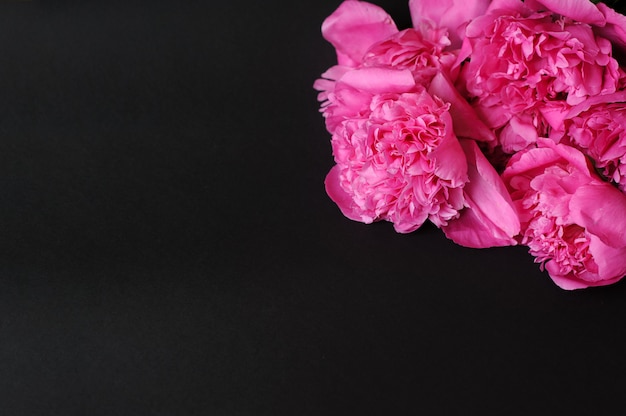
502, 139, 626, 289
323, 67, 468, 233
459, 1, 624, 153
561, 91, 626, 192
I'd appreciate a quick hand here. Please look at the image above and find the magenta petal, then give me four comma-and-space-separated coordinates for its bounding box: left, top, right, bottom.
533, 0, 605, 26
547, 235, 626, 290
325, 165, 366, 223
596, 3, 626, 54
569, 184, 626, 248
429, 113, 468, 185
409, 0, 489, 48
588, 235, 626, 283
322, 1, 398, 66
443, 139, 520, 248
545, 265, 597, 290
339, 67, 416, 94
566, 91, 626, 118
428, 72, 496, 144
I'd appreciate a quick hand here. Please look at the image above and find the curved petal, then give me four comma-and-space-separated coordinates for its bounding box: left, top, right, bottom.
428, 72, 496, 145
443, 139, 520, 248
429, 112, 468, 186
545, 264, 596, 290
325, 165, 367, 223
547, 235, 626, 290
596, 3, 626, 55
532, 0, 605, 26
588, 234, 626, 283
339, 67, 416, 94
566, 91, 626, 118
322, 1, 398, 66
409, 0, 490, 48
569, 184, 626, 248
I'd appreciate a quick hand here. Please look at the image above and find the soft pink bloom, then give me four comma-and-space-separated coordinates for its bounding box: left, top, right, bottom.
459, 1, 624, 153
323, 69, 468, 233
408, 0, 490, 48
502, 139, 626, 289
560, 91, 626, 192
443, 139, 520, 248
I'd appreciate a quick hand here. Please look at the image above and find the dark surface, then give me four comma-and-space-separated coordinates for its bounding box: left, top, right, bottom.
1, 1, 626, 415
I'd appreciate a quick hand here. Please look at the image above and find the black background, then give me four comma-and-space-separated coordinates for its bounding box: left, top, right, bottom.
1, 0, 626, 414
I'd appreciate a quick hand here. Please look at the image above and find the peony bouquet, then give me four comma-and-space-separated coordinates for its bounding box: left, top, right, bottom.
314, 0, 626, 290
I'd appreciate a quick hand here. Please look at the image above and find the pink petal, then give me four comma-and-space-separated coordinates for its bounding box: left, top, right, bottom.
588, 234, 626, 283
429, 113, 468, 186
538, 139, 594, 178
547, 235, 626, 290
443, 139, 520, 248
499, 116, 538, 154
322, 1, 398, 66
596, 3, 626, 54
409, 0, 489, 48
502, 145, 562, 182
325, 165, 366, 223
545, 264, 596, 290
532, 0, 605, 26
566, 91, 626, 118
428, 72, 496, 145
339, 67, 416, 94
569, 184, 626, 248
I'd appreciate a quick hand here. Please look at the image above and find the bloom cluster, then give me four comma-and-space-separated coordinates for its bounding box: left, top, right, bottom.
315, 0, 626, 290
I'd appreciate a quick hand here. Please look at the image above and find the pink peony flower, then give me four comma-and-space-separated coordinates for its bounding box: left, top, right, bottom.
323, 68, 468, 233
315, 1, 514, 235
459, 0, 624, 153
502, 139, 626, 289
560, 91, 626, 192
